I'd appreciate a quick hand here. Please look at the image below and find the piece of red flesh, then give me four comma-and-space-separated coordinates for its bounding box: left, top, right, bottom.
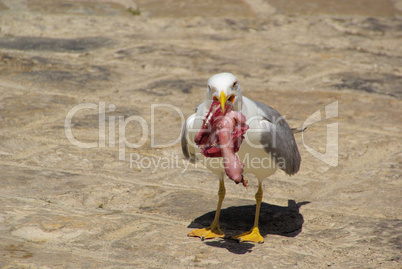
195, 101, 249, 186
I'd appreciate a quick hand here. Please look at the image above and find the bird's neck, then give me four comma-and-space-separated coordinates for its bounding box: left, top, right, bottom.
234, 96, 243, 111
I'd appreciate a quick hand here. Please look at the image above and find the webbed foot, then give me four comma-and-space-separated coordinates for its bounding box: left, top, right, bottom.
231, 226, 264, 243
188, 224, 225, 241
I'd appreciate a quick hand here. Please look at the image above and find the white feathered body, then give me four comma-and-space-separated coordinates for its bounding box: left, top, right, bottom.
184, 96, 284, 181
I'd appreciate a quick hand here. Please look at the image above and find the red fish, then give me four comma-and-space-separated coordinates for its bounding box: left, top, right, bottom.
195, 100, 249, 186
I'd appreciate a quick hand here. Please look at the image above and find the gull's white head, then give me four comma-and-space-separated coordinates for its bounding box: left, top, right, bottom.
206, 72, 242, 112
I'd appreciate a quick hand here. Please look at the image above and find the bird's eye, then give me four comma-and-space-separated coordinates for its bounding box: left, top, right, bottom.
229, 95, 235, 103
232, 81, 237, 88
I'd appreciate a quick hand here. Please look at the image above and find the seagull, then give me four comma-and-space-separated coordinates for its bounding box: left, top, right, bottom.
181, 72, 301, 243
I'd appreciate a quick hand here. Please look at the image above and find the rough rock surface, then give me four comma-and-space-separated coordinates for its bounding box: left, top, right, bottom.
0, 0, 401, 268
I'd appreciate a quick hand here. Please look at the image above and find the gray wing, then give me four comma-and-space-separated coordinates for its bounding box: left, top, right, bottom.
254, 100, 301, 175
181, 116, 196, 163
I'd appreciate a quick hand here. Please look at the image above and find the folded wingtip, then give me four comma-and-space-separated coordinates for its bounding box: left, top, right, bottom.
291, 126, 307, 133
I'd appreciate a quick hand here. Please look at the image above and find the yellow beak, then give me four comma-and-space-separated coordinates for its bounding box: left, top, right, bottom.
219, 91, 228, 112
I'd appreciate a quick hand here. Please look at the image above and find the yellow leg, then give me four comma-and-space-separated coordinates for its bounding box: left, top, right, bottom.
232, 182, 264, 243
188, 178, 225, 240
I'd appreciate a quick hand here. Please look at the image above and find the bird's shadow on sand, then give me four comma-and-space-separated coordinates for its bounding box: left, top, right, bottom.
187, 200, 309, 254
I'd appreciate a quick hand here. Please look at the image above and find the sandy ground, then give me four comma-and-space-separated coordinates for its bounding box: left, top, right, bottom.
0, 0, 401, 268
